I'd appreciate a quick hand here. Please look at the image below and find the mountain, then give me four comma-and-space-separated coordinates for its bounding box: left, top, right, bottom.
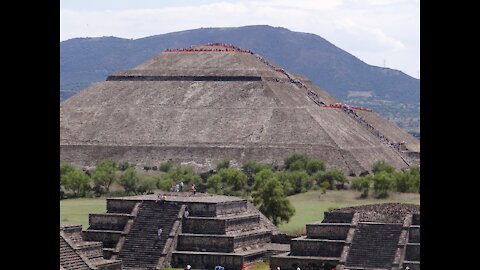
60, 25, 419, 132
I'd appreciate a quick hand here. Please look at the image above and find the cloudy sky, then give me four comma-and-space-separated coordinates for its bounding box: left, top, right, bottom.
60, 0, 419, 79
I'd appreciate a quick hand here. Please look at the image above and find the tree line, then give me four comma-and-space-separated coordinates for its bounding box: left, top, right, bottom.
60, 153, 419, 226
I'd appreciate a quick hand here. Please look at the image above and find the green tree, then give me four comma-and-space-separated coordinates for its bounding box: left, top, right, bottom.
372, 160, 395, 174
118, 160, 131, 171
313, 169, 347, 190
351, 176, 372, 198
242, 161, 271, 186
159, 160, 173, 172
373, 171, 393, 198
158, 165, 201, 191
206, 174, 223, 194
91, 160, 117, 194
137, 176, 157, 194
306, 159, 326, 175
253, 177, 295, 226
62, 168, 91, 197
207, 167, 248, 195
276, 171, 313, 194
60, 163, 75, 180
284, 152, 309, 171
216, 159, 231, 171
408, 166, 420, 192
119, 167, 140, 195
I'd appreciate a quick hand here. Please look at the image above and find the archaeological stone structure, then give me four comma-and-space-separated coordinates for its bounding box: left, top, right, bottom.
60, 43, 420, 175
60, 195, 420, 270
61, 192, 289, 270
270, 203, 420, 270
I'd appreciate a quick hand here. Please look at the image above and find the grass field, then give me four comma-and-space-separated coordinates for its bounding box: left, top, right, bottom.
277, 190, 420, 235
60, 197, 106, 228
60, 190, 419, 234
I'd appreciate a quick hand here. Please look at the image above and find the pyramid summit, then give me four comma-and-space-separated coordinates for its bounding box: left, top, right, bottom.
60, 43, 419, 174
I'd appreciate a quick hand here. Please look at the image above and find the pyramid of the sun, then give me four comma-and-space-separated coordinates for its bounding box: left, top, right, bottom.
60, 43, 419, 174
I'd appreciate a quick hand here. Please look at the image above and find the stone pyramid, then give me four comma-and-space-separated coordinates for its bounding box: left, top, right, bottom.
60, 43, 419, 174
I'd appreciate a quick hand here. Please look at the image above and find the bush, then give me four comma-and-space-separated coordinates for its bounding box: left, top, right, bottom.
242, 161, 271, 186
137, 176, 157, 194
284, 152, 309, 171
118, 160, 131, 171
159, 160, 173, 172
313, 169, 347, 190
306, 159, 326, 175
216, 159, 231, 170
118, 167, 140, 195
276, 171, 313, 195
351, 176, 372, 198
373, 171, 393, 198
372, 160, 395, 174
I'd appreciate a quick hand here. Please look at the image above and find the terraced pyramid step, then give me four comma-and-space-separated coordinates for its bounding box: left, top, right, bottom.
118, 201, 182, 269
290, 236, 345, 257
88, 212, 135, 231
172, 246, 270, 270
408, 225, 420, 243
177, 229, 271, 252
306, 222, 351, 240
182, 212, 260, 235
345, 222, 403, 269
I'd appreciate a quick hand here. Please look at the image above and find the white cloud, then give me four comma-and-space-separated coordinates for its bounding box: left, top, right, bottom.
60, 0, 419, 78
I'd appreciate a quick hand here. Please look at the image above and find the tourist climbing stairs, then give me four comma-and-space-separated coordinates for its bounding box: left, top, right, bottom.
118, 201, 182, 269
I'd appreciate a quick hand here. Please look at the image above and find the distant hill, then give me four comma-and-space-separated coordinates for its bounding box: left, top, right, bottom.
60, 25, 419, 132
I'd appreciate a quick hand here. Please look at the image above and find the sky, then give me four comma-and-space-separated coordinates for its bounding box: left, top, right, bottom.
60, 0, 420, 79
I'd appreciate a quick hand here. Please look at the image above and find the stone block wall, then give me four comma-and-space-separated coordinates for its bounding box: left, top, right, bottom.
82, 231, 122, 248
177, 230, 271, 252
233, 230, 271, 250
173, 252, 245, 270
106, 199, 138, 214
408, 225, 420, 243
182, 214, 259, 235
322, 212, 354, 224
290, 237, 345, 257
306, 223, 350, 240
405, 243, 420, 261
177, 234, 234, 252
269, 255, 339, 270
89, 213, 132, 230
182, 217, 226, 235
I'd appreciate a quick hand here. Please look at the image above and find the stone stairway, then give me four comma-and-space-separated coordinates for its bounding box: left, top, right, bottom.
61, 224, 122, 270
118, 201, 182, 269
345, 223, 403, 269
60, 235, 90, 270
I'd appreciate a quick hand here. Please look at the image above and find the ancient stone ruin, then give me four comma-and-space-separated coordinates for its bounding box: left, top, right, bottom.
60, 43, 419, 175
270, 203, 420, 270
61, 193, 289, 270
60, 196, 420, 270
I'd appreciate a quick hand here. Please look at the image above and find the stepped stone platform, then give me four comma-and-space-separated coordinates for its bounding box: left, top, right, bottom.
270, 203, 420, 270
68, 192, 288, 270
60, 225, 122, 270
60, 43, 419, 175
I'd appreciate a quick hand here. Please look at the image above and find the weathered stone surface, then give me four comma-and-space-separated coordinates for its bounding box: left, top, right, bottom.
60, 44, 419, 174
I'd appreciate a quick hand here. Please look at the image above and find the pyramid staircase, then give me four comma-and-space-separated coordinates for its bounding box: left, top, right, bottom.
60, 224, 122, 270
79, 194, 285, 269
118, 201, 183, 269
271, 210, 419, 270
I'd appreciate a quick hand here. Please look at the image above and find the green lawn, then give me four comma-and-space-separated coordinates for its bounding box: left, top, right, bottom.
278, 190, 420, 235
60, 197, 106, 228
